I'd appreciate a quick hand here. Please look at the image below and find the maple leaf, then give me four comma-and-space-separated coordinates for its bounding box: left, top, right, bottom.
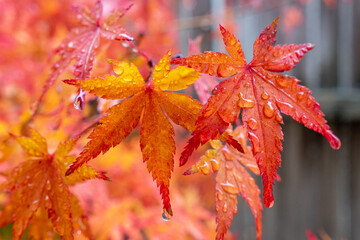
185, 126, 262, 240
172, 17, 341, 208
0, 128, 105, 240
63, 50, 202, 217
35, 0, 134, 112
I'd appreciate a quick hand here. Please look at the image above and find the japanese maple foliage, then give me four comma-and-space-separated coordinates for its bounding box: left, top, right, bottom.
35, 0, 133, 113
185, 126, 262, 240
172, 17, 341, 208
64, 50, 202, 217
0, 128, 106, 240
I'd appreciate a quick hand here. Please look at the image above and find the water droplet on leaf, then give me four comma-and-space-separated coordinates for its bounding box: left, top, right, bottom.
247, 118, 259, 130
238, 93, 255, 108
263, 101, 276, 118
220, 181, 239, 194
162, 208, 172, 221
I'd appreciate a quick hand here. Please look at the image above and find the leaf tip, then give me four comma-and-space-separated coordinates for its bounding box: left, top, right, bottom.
219, 24, 226, 34
183, 169, 194, 175
98, 171, 111, 181
63, 79, 78, 86
325, 130, 341, 149
274, 16, 280, 25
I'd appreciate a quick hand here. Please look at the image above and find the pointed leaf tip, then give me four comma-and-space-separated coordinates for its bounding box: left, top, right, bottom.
274, 16, 280, 25
63, 79, 78, 85
219, 24, 226, 33
325, 130, 341, 149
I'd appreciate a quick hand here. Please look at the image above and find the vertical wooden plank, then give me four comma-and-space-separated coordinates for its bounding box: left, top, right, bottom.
210, 0, 225, 51
335, 124, 352, 239
337, 1, 354, 89
305, 0, 322, 88
351, 123, 360, 240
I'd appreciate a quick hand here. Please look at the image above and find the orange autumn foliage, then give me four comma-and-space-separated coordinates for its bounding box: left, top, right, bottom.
64, 50, 202, 217
0, 128, 105, 239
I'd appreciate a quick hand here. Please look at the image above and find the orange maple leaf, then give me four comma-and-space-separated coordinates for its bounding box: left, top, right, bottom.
172, 17, 341, 208
185, 126, 262, 240
0, 128, 106, 240
63, 50, 202, 217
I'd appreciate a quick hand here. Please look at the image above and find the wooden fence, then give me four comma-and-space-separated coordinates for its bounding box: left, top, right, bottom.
177, 0, 360, 239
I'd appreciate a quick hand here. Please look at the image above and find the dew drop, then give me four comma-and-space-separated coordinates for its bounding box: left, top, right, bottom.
220, 181, 239, 194
268, 200, 275, 208
223, 202, 228, 213
161, 208, 172, 221
53, 63, 60, 70
220, 87, 226, 93
275, 76, 289, 88
300, 115, 309, 125
238, 93, 255, 108
200, 161, 210, 175
66, 41, 76, 51
46, 180, 51, 190
248, 132, 261, 153
275, 112, 283, 123
247, 118, 259, 130
154, 65, 162, 71
210, 158, 220, 172
230, 38, 236, 45
263, 101, 276, 118
217, 190, 224, 201
261, 91, 269, 100
296, 91, 305, 101
123, 75, 133, 82
116, 66, 124, 75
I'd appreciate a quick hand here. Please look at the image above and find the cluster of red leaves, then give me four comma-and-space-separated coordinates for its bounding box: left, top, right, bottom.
34, 0, 133, 113
172, 18, 341, 209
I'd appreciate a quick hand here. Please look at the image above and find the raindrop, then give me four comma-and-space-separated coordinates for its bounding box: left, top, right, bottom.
66, 41, 76, 51
263, 101, 275, 118
223, 202, 228, 213
296, 91, 305, 101
247, 118, 259, 130
220, 181, 239, 194
217, 190, 224, 201
161, 208, 172, 221
275, 112, 283, 123
261, 91, 269, 100
123, 75, 133, 82
154, 65, 162, 71
210, 158, 220, 172
238, 93, 255, 108
248, 132, 261, 153
300, 115, 309, 125
275, 76, 289, 88
200, 161, 210, 175
268, 200, 275, 208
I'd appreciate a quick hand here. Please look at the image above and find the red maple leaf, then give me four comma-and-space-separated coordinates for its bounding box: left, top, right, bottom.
34, 0, 133, 113
63, 50, 202, 218
172, 17, 341, 207
185, 126, 262, 240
